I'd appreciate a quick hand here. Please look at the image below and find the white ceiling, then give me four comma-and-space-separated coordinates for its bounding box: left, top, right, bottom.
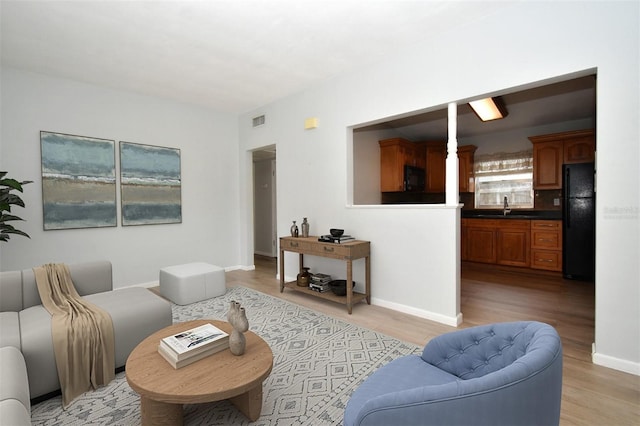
1, 0, 595, 136
1, 0, 511, 114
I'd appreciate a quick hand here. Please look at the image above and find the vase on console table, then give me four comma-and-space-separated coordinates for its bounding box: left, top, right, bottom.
301, 217, 309, 238
227, 300, 249, 356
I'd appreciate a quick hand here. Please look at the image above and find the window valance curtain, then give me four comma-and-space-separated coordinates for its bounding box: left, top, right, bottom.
474, 150, 533, 176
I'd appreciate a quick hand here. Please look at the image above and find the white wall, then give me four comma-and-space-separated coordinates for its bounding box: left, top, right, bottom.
0, 68, 241, 287
239, 2, 639, 374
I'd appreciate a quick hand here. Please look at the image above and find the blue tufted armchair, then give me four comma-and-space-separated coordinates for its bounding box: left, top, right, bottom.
344, 321, 562, 426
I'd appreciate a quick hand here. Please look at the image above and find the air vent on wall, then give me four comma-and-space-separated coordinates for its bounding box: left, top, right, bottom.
252, 115, 265, 127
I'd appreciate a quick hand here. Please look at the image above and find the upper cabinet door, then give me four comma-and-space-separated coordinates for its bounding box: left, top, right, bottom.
424, 141, 446, 193
532, 141, 563, 189
564, 133, 596, 164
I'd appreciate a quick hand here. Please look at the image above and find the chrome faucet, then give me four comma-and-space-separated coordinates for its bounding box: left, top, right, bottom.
503, 196, 511, 216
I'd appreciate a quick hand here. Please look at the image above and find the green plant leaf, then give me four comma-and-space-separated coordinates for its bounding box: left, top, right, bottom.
0, 172, 32, 242
0, 178, 25, 192
1, 213, 25, 223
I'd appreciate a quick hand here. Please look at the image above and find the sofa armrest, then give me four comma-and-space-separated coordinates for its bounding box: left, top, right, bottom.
0, 346, 30, 414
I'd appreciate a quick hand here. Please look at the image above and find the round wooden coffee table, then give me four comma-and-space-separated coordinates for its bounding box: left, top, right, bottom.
126, 319, 273, 426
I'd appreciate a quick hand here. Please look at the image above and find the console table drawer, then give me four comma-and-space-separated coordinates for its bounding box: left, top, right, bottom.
280, 239, 311, 252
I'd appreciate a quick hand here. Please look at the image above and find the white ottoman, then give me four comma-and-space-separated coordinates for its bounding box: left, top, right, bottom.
159, 262, 226, 305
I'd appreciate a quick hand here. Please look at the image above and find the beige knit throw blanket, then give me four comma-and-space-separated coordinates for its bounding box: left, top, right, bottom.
34, 263, 115, 408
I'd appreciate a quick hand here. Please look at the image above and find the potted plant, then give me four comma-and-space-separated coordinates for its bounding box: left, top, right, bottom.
1, 171, 33, 242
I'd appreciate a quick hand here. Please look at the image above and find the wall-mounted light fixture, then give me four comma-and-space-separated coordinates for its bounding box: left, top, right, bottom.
304, 117, 318, 130
469, 97, 508, 121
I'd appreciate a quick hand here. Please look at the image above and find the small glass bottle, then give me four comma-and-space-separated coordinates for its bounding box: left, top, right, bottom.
301, 217, 309, 238
290, 220, 299, 237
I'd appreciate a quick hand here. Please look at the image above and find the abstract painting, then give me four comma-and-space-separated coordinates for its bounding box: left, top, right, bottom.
40, 131, 117, 230
119, 142, 182, 226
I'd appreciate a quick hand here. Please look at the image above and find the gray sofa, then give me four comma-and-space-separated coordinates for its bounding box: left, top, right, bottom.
0, 260, 173, 422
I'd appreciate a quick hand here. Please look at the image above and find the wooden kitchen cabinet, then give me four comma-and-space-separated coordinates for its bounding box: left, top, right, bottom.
496, 220, 531, 267
379, 138, 425, 192
531, 220, 563, 271
458, 145, 477, 193
564, 131, 595, 163
463, 219, 498, 264
462, 218, 531, 267
531, 140, 563, 189
423, 141, 446, 193
529, 129, 595, 189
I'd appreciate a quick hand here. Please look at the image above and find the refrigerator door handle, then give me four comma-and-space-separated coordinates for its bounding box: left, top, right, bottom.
565, 168, 571, 228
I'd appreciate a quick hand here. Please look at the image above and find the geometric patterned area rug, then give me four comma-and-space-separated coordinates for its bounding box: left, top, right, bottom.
31, 286, 421, 425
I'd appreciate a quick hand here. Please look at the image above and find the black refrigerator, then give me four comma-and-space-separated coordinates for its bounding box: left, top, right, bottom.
562, 162, 595, 280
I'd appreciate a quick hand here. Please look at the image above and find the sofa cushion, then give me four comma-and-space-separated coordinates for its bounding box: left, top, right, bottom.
0, 346, 30, 411
85, 287, 173, 366
0, 312, 21, 349
0, 270, 23, 311
21, 260, 113, 309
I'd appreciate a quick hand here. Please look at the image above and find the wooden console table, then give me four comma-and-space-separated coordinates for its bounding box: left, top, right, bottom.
279, 236, 371, 314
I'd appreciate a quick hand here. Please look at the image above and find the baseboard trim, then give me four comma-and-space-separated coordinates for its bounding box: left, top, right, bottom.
371, 297, 461, 327
593, 350, 640, 376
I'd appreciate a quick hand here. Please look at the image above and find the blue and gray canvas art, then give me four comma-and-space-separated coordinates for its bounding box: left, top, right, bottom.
40, 131, 117, 230
119, 142, 182, 226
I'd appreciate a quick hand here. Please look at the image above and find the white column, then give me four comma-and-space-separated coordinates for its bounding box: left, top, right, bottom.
446, 102, 459, 205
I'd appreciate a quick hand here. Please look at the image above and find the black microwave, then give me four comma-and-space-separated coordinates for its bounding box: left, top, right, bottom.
404, 165, 425, 192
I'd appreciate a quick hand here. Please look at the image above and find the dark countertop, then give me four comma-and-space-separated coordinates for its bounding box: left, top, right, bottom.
462, 209, 562, 220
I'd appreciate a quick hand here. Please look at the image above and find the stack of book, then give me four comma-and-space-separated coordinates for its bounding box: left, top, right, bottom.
310, 272, 332, 293
158, 323, 229, 369
318, 235, 355, 244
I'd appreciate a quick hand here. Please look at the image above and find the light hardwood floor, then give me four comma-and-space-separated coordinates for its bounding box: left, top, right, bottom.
224, 255, 639, 425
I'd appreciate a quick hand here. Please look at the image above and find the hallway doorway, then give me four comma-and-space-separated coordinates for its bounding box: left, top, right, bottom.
253, 146, 277, 257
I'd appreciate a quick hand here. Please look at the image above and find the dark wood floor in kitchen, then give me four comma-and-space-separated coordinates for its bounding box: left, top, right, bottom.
226, 256, 638, 426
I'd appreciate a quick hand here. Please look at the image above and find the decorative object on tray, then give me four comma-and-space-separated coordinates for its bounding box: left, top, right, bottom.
329, 280, 356, 296
227, 300, 250, 355
330, 228, 344, 237
301, 217, 310, 237
290, 220, 299, 237
158, 323, 229, 369
296, 267, 311, 287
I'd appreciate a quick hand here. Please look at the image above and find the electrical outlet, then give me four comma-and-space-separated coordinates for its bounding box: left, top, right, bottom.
553, 198, 560, 206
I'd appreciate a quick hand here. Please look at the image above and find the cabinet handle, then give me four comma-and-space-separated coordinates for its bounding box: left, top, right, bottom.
538, 238, 553, 242
324, 246, 335, 253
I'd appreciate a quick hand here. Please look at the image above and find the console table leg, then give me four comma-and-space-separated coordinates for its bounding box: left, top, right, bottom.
140, 396, 183, 426
365, 255, 371, 305
346, 260, 353, 314
279, 248, 285, 292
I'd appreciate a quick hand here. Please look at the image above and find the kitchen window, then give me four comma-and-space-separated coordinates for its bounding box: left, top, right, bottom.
474, 150, 534, 209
